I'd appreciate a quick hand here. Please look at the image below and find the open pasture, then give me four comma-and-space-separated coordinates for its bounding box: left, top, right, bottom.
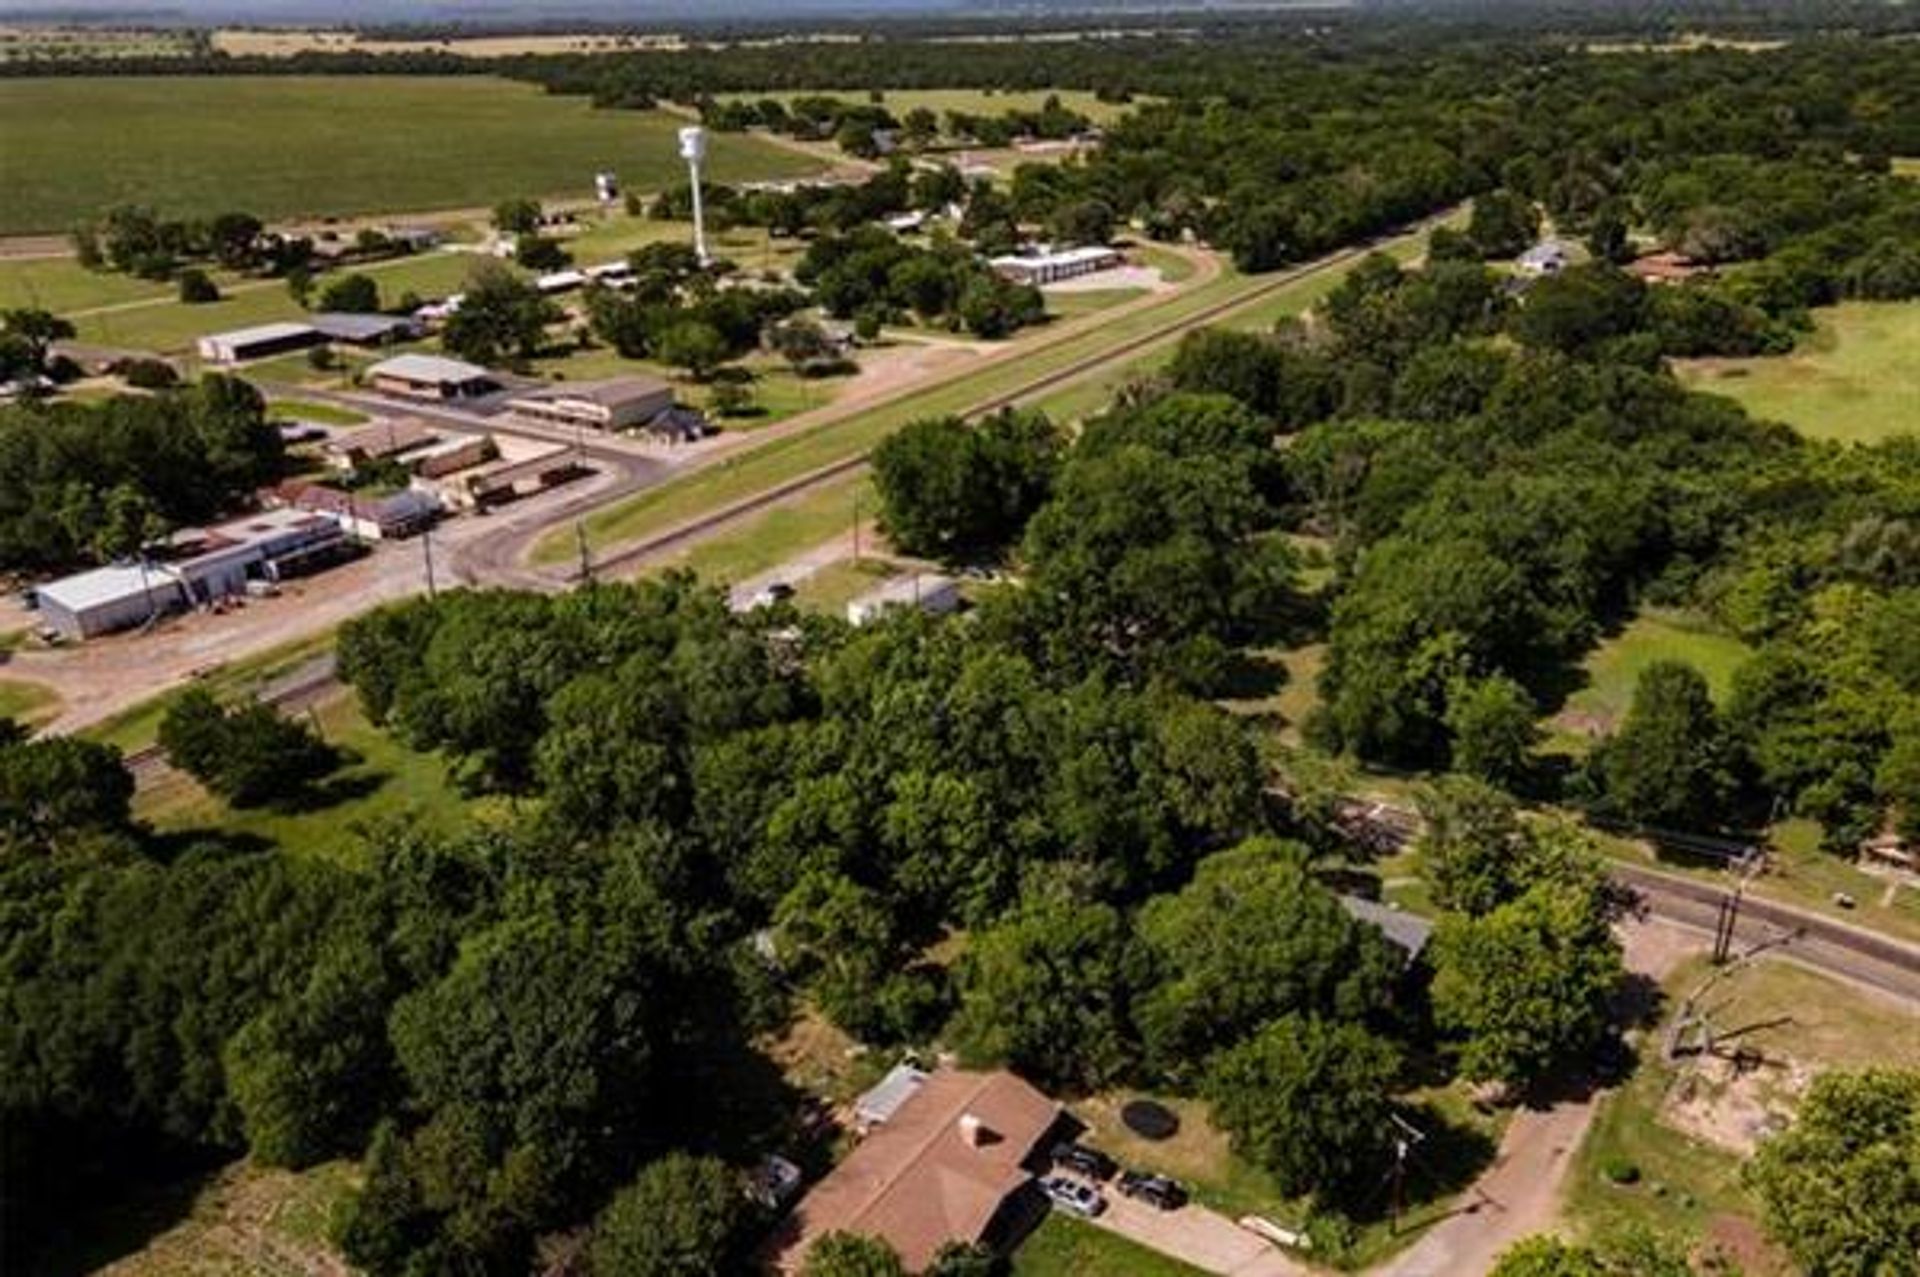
0, 76, 821, 235
1678, 301, 1920, 443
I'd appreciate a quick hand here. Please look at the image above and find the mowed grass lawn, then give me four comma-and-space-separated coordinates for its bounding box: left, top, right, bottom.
1678, 301, 1920, 443
1012, 1214, 1208, 1277
0, 76, 822, 234
1547, 611, 1752, 751
0, 676, 61, 726
137, 691, 489, 867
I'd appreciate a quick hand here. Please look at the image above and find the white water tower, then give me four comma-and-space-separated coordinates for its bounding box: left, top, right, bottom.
678, 125, 710, 266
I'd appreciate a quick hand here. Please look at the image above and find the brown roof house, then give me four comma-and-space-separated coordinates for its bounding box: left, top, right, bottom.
770, 1067, 1064, 1273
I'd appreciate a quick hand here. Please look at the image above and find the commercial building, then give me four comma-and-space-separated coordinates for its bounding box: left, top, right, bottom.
366, 353, 499, 402
847, 573, 960, 626
325, 418, 439, 470
196, 321, 323, 365
988, 245, 1123, 287
270, 480, 440, 541
770, 1068, 1063, 1273
505, 376, 675, 433
437, 447, 585, 510
34, 509, 351, 640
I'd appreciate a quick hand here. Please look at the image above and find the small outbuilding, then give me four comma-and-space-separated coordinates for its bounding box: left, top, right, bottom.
846, 573, 960, 626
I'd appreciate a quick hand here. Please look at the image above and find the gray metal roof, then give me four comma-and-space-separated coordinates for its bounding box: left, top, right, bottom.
36, 563, 173, 612
854, 1062, 931, 1128
202, 321, 317, 348
367, 353, 494, 384
309, 312, 416, 341
1339, 895, 1435, 960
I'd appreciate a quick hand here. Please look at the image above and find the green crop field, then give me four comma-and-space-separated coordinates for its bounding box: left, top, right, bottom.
1678, 301, 1920, 443
0, 76, 823, 235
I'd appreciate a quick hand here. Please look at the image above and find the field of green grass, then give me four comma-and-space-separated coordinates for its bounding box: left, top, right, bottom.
1012, 1214, 1208, 1277
0, 76, 822, 234
1546, 611, 1752, 749
1677, 302, 1920, 443
660, 474, 876, 586
0, 255, 180, 313
267, 398, 367, 425
74, 251, 482, 354
793, 556, 900, 615
0, 676, 61, 726
137, 692, 484, 866
1566, 957, 1912, 1266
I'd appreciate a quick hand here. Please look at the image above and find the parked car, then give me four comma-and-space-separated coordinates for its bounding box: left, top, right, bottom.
1039, 1174, 1107, 1217
1049, 1141, 1117, 1181
1117, 1170, 1188, 1211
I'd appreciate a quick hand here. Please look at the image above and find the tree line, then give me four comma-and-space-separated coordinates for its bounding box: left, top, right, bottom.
0, 374, 284, 572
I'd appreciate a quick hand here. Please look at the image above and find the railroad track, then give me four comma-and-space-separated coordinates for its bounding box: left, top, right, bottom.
568, 220, 1452, 583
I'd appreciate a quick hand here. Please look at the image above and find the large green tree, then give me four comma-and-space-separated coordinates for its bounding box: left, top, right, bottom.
871, 408, 1061, 563
1202, 1015, 1402, 1197
441, 261, 560, 366
1745, 1068, 1920, 1276
1593, 660, 1728, 829
947, 871, 1143, 1092
1136, 839, 1400, 1078
1429, 880, 1623, 1087
588, 1153, 753, 1277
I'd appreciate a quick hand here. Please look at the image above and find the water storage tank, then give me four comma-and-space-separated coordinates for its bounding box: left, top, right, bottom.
678, 126, 708, 163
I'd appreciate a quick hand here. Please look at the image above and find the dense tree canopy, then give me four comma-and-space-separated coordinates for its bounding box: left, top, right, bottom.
1745, 1068, 1920, 1276
0, 374, 283, 570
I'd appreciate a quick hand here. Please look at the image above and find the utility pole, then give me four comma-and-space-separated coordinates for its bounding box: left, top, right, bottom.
1713, 848, 1766, 964
421, 522, 437, 597
1386, 1114, 1425, 1236
576, 520, 593, 586
851, 491, 861, 563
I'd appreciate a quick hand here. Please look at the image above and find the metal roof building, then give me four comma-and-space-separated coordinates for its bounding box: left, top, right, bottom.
196, 321, 322, 365
366, 354, 499, 401
308, 312, 420, 345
